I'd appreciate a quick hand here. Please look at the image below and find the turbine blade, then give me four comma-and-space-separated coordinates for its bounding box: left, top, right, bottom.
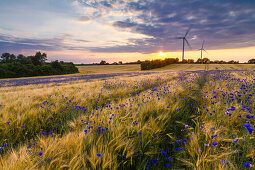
172, 37, 184, 39
185, 38, 192, 49
202, 40, 205, 49
184, 25, 192, 37
203, 49, 208, 53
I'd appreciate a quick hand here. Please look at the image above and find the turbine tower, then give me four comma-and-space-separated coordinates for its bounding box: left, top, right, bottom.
198, 40, 207, 59
175, 26, 192, 62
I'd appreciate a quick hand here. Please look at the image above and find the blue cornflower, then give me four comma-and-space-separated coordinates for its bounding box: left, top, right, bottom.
211, 135, 218, 138
161, 151, 167, 155
166, 163, 171, 167
232, 139, 238, 142
244, 162, 251, 167
212, 142, 218, 146
97, 153, 102, 157
246, 115, 252, 119
246, 127, 254, 133
39, 152, 43, 156
243, 123, 251, 128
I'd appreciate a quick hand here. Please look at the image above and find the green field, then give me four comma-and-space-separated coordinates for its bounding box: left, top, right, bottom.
0, 65, 255, 169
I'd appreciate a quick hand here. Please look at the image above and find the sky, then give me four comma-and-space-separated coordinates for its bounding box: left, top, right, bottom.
0, 0, 255, 63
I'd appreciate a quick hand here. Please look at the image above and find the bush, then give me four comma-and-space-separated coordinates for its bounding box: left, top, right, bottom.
141, 58, 179, 70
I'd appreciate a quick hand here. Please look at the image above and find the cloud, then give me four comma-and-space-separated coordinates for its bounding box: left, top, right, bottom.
77, 0, 255, 52
1, 0, 255, 56
77, 16, 91, 22
0, 34, 76, 54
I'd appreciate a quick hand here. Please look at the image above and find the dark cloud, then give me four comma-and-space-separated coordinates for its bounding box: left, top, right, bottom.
113, 19, 137, 28
89, 0, 255, 52
2, 0, 255, 55
0, 34, 67, 54
77, 16, 91, 22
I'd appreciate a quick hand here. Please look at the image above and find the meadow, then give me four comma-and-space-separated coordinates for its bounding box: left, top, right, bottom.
0, 64, 254, 169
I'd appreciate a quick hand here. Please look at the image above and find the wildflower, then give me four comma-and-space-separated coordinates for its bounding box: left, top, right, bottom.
39, 152, 43, 156
232, 139, 238, 142
244, 162, 251, 167
211, 135, 218, 138
212, 142, 218, 146
166, 163, 171, 167
243, 123, 251, 128
97, 153, 102, 157
246, 115, 252, 119
151, 159, 158, 163
161, 151, 167, 155
6, 121, 10, 124
243, 123, 254, 133
42, 132, 46, 135
21, 125, 25, 128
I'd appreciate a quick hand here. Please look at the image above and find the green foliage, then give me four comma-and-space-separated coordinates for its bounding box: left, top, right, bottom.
141, 58, 179, 70
0, 52, 79, 78
248, 59, 255, 64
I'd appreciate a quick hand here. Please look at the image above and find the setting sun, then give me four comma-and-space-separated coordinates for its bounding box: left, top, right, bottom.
158, 51, 164, 56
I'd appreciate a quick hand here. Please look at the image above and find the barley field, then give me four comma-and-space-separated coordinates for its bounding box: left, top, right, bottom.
0, 65, 255, 169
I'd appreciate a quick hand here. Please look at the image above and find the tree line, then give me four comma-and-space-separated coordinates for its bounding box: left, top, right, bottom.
0, 52, 78, 78
140, 57, 243, 70
141, 58, 179, 70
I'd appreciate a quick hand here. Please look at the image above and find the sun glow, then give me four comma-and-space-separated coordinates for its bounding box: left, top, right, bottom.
158, 51, 164, 56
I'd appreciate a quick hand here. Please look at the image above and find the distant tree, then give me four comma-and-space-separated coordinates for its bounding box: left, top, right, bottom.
248, 59, 255, 64
212, 60, 219, 64
51, 60, 64, 74
141, 57, 179, 70
187, 59, 194, 63
0, 53, 16, 63
182, 59, 188, 63
99, 60, 107, 65
31, 51, 47, 65
112, 62, 118, 65
202, 58, 210, 64
118, 61, 123, 65
196, 58, 202, 63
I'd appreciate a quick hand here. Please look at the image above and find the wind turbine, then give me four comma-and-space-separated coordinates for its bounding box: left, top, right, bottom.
198, 40, 207, 59
175, 26, 192, 62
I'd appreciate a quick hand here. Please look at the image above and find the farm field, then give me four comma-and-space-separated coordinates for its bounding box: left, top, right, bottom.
1, 64, 254, 82
0, 67, 255, 169
78, 64, 255, 74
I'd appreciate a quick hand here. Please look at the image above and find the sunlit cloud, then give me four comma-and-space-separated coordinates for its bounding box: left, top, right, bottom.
0, 0, 255, 63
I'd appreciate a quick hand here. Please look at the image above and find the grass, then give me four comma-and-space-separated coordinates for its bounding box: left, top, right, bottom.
0, 66, 255, 169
